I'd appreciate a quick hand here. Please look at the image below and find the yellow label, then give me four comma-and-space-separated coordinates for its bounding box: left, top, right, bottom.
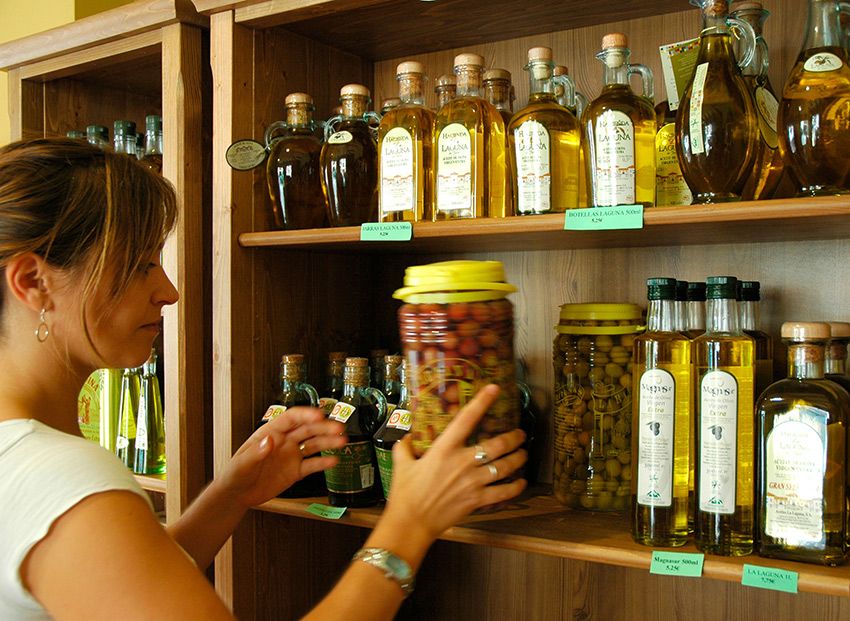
754, 87, 779, 150
655, 123, 692, 206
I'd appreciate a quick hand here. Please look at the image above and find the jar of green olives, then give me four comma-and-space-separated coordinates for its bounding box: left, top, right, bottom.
394, 260, 520, 455
552, 303, 644, 511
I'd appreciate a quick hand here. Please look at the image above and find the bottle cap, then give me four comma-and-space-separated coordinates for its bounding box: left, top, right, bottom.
553, 65, 569, 76
687, 281, 706, 302
827, 322, 850, 338
601, 33, 628, 49
435, 74, 457, 87
781, 321, 830, 341
483, 68, 511, 82
700, 0, 730, 17
705, 276, 738, 299
86, 125, 109, 140
113, 120, 136, 136
453, 53, 485, 68
396, 60, 425, 75
340, 83, 370, 98
527, 46, 553, 62
145, 115, 162, 132
281, 353, 305, 365
345, 357, 369, 367
738, 280, 761, 302
646, 277, 677, 301
676, 280, 689, 302
385, 354, 403, 367
285, 92, 313, 105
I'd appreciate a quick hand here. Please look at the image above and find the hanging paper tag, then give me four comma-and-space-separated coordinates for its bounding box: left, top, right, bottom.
225, 139, 267, 171
658, 38, 701, 111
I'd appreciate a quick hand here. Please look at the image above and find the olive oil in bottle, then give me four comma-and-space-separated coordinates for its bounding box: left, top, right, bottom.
554, 64, 589, 208
582, 33, 657, 208
738, 280, 773, 400
382, 354, 404, 409
320, 351, 347, 415
686, 281, 707, 339
676, 0, 759, 203
756, 322, 849, 565
434, 53, 509, 219
631, 278, 692, 547
825, 322, 850, 396
655, 101, 693, 206
483, 68, 515, 126
434, 74, 457, 110
378, 61, 435, 223
374, 361, 412, 499
694, 276, 755, 556
140, 115, 163, 174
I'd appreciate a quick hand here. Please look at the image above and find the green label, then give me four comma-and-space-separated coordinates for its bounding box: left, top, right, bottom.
649, 551, 704, 577
564, 205, 644, 231
360, 222, 413, 242
323, 440, 375, 493
741, 564, 798, 593
375, 445, 393, 499
306, 503, 347, 520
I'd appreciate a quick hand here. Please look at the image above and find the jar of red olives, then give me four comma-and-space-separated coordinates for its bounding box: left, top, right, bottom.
394, 260, 520, 455
552, 303, 644, 511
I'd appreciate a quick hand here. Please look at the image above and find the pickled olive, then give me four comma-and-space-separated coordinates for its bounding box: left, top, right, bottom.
596, 335, 614, 352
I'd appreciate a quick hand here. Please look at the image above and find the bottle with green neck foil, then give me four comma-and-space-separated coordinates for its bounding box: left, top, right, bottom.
737, 280, 774, 400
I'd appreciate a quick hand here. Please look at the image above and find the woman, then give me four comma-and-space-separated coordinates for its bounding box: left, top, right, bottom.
0, 138, 527, 620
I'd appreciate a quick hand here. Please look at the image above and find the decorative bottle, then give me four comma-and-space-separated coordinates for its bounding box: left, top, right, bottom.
382, 354, 404, 410
320, 351, 347, 415
825, 322, 850, 394
133, 350, 166, 475
554, 64, 589, 207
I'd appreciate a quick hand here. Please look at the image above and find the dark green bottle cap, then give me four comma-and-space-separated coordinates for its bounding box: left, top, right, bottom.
113, 120, 136, 136
675, 280, 689, 302
706, 276, 738, 299
86, 125, 109, 141
646, 277, 677, 300
738, 280, 761, 302
65, 130, 85, 139
146, 114, 163, 132
686, 281, 706, 302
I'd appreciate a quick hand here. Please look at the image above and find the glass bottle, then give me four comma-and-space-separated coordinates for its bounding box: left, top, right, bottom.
582, 33, 657, 208
380, 98, 401, 115
135, 134, 145, 159
483, 68, 514, 126
434, 53, 509, 219
320, 351, 347, 415
825, 321, 850, 393
693, 276, 755, 556
738, 280, 774, 400
323, 357, 387, 507
86, 124, 110, 150
369, 348, 389, 390
675, 280, 689, 333
65, 130, 86, 140
382, 354, 404, 409
508, 46, 581, 214
631, 278, 692, 547
133, 350, 166, 475
756, 321, 849, 565
140, 115, 163, 175
321, 84, 380, 226
378, 61, 435, 223
373, 361, 412, 499
676, 0, 759, 203
554, 64, 589, 208
732, 2, 785, 200
264, 93, 327, 230
113, 120, 137, 156
655, 101, 693, 206
778, 0, 850, 196
686, 281, 707, 339
434, 74, 457, 110
99, 368, 122, 453
115, 366, 142, 468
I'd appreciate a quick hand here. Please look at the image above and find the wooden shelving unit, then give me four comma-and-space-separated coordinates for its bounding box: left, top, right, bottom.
135, 473, 168, 494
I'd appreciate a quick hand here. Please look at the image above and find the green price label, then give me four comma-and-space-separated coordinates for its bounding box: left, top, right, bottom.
649, 551, 705, 577
305, 503, 347, 520
564, 205, 644, 231
741, 564, 798, 593
360, 222, 413, 241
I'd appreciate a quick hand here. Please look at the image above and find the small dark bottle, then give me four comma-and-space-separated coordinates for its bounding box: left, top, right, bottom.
382, 354, 404, 408
374, 360, 412, 499
320, 351, 347, 415
369, 348, 389, 390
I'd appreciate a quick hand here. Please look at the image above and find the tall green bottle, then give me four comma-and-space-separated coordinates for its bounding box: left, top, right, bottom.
134, 351, 166, 475
116, 367, 142, 468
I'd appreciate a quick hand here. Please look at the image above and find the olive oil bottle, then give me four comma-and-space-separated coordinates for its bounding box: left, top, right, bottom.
378, 61, 435, 223
631, 278, 692, 547
582, 33, 656, 208
382, 354, 404, 409
116, 366, 142, 468
374, 361, 412, 499
694, 276, 755, 556
140, 115, 163, 174
686, 281, 707, 339
737, 280, 773, 400
756, 322, 849, 565
508, 46, 581, 214
825, 322, 850, 386
434, 74, 457, 110
676, 0, 759, 203
554, 64, 589, 208
483, 69, 515, 126
654, 101, 693, 206
434, 53, 509, 219
320, 351, 347, 415
133, 350, 166, 476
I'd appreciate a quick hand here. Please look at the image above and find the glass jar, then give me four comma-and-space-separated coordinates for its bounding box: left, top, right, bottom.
552, 303, 644, 510
394, 260, 520, 455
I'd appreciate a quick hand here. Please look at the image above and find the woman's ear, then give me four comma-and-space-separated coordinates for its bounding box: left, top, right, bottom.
5, 253, 52, 313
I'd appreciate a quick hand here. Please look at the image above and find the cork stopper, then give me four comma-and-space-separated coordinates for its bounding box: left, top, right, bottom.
781, 321, 831, 341
454, 53, 485, 69
828, 322, 850, 338
344, 357, 369, 387
602, 33, 628, 49
280, 353, 306, 381
385, 354, 403, 367
483, 68, 511, 82
346, 356, 369, 367
703, 0, 730, 17
340, 83, 371, 98
396, 60, 425, 75
553, 65, 569, 76
528, 46, 553, 62
282, 353, 305, 364
435, 74, 457, 87
285, 92, 313, 105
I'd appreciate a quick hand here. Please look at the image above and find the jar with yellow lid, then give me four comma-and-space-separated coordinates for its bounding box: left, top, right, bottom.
552, 303, 644, 510
394, 260, 520, 455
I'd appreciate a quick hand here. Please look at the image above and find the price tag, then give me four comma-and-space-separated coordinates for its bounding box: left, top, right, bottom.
649, 551, 705, 577
741, 564, 798, 593
306, 503, 347, 520
564, 205, 644, 231
360, 222, 413, 242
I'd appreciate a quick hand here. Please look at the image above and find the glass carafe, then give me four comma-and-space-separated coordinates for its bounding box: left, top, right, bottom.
676, 0, 759, 203
778, 0, 850, 196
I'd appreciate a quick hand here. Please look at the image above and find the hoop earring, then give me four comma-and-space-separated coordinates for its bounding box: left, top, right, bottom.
35, 308, 49, 343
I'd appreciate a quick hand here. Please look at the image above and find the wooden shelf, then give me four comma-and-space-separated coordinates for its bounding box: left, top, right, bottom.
238, 197, 850, 253
135, 473, 168, 494
257, 489, 850, 598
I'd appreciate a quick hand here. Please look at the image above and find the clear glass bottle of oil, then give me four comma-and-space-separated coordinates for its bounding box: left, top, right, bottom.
380, 98, 401, 116
778, 0, 850, 196
756, 322, 849, 566
582, 33, 657, 208
378, 61, 435, 223
484, 69, 515, 126
686, 281, 707, 339
632, 278, 692, 547
554, 65, 589, 207
737, 280, 774, 400
434, 74, 457, 111
140, 115, 163, 174
508, 46, 581, 214
676, 0, 759, 203
655, 101, 693, 206
693, 276, 755, 556
434, 53, 510, 219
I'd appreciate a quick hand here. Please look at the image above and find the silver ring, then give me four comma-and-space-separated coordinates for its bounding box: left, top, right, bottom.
473, 444, 489, 465
487, 463, 499, 480
298, 442, 308, 457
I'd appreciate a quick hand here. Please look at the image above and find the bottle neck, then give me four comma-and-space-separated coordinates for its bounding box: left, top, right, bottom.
145, 130, 163, 156
456, 66, 484, 97
484, 79, 512, 112
436, 86, 456, 108
646, 299, 677, 332
398, 74, 426, 105
286, 103, 314, 128
787, 342, 826, 379
738, 300, 760, 331
114, 136, 135, 155
341, 95, 369, 119
598, 48, 630, 87
344, 366, 369, 395
803, 0, 847, 50
735, 10, 768, 77
705, 297, 742, 334
280, 363, 305, 390
826, 341, 849, 374
527, 60, 557, 98
698, 26, 737, 64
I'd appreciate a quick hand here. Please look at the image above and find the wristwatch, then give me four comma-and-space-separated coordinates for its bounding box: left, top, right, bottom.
352, 547, 415, 597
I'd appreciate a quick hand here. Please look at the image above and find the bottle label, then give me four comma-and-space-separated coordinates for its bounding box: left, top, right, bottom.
514, 120, 551, 214
329, 401, 356, 423
323, 440, 375, 493
436, 123, 472, 212
804, 52, 844, 73
116, 435, 130, 450
698, 370, 738, 515
375, 445, 393, 497
637, 369, 676, 507
328, 130, 353, 145
593, 110, 636, 206
380, 127, 415, 213
765, 405, 828, 544
135, 421, 148, 451
319, 397, 338, 416
754, 87, 779, 150
261, 404, 288, 423
655, 122, 693, 206
386, 403, 398, 416
387, 408, 413, 431
688, 62, 709, 155
77, 371, 101, 443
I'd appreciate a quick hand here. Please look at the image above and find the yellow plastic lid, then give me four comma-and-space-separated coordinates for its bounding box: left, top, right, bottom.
393, 260, 517, 303
558, 303, 643, 322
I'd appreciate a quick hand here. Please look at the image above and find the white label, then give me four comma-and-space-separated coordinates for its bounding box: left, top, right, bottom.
436, 123, 472, 212
804, 52, 844, 73
514, 120, 551, 214
135, 420, 148, 451
593, 110, 636, 206
116, 435, 129, 450
688, 62, 709, 155
698, 370, 738, 515
754, 87, 779, 150
765, 406, 827, 544
380, 127, 415, 213
359, 463, 375, 487
329, 401, 356, 423
387, 408, 413, 432
328, 130, 353, 145
637, 369, 676, 507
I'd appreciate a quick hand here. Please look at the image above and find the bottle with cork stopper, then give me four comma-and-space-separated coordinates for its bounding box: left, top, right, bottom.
483, 68, 514, 125
825, 321, 850, 395
434, 73, 457, 110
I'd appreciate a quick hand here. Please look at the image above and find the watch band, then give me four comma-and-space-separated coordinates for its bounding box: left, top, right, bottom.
352, 547, 415, 596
